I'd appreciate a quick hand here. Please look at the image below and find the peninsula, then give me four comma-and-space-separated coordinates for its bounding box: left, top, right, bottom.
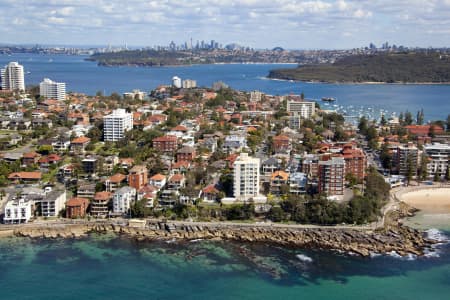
268, 52, 450, 83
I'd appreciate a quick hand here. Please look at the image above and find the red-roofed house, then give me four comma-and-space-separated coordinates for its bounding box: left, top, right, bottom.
8, 172, 42, 183
66, 197, 89, 218
22, 152, 41, 166
71, 136, 91, 154
202, 184, 220, 203
273, 135, 291, 153
92, 192, 112, 217
105, 173, 127, 192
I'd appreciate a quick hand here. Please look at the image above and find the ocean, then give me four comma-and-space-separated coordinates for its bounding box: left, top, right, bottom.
1, 53, 450, 121
0, 230, 449, 300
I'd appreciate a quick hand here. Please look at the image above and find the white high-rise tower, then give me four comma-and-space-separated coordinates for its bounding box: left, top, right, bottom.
1, 62, 25, 91
40, 78, 66, 101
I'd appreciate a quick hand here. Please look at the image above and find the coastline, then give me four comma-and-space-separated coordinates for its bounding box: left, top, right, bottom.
0, 220, 437, 257
264, 76, 450, 85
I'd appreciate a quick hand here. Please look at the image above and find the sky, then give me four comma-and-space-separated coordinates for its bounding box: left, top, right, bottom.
1, 0, 450, 49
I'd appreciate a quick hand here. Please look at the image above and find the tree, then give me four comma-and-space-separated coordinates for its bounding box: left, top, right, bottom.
380, 114, 387, 126
446, 114, 450, 132
358, 116, 368, 135
418, 153, 428, 181
406, 156, 415, 185
416, 109, 424, 125
379, 143, 392, 170
404, 111, 413, 125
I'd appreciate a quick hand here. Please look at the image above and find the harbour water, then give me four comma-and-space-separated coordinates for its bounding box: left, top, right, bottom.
1, 53, 450, 121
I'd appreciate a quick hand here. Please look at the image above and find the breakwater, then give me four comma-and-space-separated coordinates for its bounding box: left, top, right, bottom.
8, 220, 437, 257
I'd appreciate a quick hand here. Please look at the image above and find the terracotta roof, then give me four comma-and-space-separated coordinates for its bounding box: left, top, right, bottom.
108, 173, 127, 183
203, 184, 219, 194
153, 135, 177, 142
8, 172, 42, 180
171, 125, 188, 132
22, 152, 40, 159
94, 192, 112, 201
172, 161, 190, 169
150, 174, 166, 181
71, 136, 91, 144
169, 174, 185, 182
66, 197, 89, 207
273, 135, 290, 141
271, 171, 289, 181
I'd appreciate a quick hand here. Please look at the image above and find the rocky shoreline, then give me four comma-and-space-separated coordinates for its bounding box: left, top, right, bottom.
5, 220, 438, 257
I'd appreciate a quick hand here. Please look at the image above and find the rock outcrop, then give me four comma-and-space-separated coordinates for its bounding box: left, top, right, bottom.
11, 221, 436, 257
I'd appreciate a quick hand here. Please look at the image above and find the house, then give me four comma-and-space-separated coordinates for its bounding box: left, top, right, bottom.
77, 182, 96, 199
167, 174, 186, 190
66, 197, 89, 218
105, 173, 127, 192
149, 174, 166, 190
137, 185, 158, 207
270, 171, 289, 196
262, 157, 280, 176
289, 172, 307, 194
92, 191, 112, 217
119, 158, 135, 169
8, 171, 42, 184
176, 146, 196, 162
273, 135, 291, 153
82, 157, 98, 174
202, 184, 221, 203
70, 136, 91, 154
52, 138, 71, 152
22, 152, 41, 166
222, 135, 247, 153
171, 161, 190, 175
104, 155, 119, 172
128, 165, 148, 190
113, 186, 136, 214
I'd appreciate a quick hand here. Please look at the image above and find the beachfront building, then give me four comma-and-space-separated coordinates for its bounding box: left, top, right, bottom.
287, 100, 315, 119
318, 156, 345, 196
424, 143, 450, 179
233, 153, 261, 202
3, 198, 33, 224
66, 197, 89, 218
250, 90, 262, 102
92, 191, 112, 217
1, 62, 25, 91
39, 78, 66, 101
395, 143, 418, 176
113, 186, 136, 214
103, 109, 133, 142
38, 188, 66, 217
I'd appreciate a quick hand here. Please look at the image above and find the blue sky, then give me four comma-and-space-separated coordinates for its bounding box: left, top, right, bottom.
1, 0, 449, 49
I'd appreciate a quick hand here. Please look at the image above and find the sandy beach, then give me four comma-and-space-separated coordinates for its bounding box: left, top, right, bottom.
399, 188, 450, 213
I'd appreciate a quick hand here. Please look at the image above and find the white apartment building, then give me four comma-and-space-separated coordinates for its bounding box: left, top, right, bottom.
182, 79, 197, 89
250, 90, 262, 102
103, 109, 133, 142
172, 76, 182, 88
39, 78, 66, 101
233, 153, 260, 202
287, 100, 316, 119
1, 62, 25, 91
113, 186, 136, 214
424, 143, 450, 179
3, 199, 32, 224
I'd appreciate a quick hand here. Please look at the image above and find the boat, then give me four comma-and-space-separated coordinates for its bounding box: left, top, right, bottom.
321, 97, 336, 102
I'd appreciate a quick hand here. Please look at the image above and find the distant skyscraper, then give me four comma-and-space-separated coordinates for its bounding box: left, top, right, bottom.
39, 78, 66, 101
0, 62, 25, 91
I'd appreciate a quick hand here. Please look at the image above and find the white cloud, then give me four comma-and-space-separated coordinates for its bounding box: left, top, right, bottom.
0, 0, 449, 48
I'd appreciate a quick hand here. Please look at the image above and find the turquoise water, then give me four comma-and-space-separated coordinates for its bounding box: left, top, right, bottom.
1, 53, 450, 120
0, 232, 449, 300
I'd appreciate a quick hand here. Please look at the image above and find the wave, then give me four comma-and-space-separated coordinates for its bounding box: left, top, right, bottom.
425, 228, 449, 243
296, 254, 313, 263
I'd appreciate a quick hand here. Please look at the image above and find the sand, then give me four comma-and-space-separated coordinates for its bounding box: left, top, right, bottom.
399, 188, 450, 213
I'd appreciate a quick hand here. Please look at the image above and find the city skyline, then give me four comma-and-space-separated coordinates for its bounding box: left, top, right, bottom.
1, 0, 450, 49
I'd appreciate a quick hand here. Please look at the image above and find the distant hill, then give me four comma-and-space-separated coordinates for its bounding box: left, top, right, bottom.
86, 50, 192, 66
268, 52, 450, 83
